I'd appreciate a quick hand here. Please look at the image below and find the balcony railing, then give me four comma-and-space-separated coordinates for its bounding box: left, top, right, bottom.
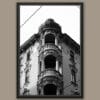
38, 68, 63, 81
39, 43, 62, 55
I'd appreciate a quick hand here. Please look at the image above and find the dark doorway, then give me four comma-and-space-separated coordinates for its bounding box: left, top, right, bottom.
45, 55, 56, 69
45, 34, 55, 44
44, 84, 57, 95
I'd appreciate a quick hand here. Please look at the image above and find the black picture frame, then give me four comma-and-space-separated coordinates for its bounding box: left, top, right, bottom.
17, 2, 83, 98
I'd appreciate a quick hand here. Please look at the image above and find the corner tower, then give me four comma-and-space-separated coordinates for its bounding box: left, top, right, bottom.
37, 19, 63, 95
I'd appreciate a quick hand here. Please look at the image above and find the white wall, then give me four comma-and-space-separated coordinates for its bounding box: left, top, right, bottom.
20, 42, 39, 95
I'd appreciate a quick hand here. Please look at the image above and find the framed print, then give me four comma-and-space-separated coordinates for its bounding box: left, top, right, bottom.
17, 2, 83, 98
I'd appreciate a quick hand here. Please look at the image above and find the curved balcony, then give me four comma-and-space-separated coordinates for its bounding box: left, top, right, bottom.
38, 68, 63, 84
39, 43, 62, 55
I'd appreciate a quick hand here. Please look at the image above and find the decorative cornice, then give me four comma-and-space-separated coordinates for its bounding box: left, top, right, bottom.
38, 19, 62, 34
60, 33, 80, 54
20, 33, 40, 54
20, 33, 80, 54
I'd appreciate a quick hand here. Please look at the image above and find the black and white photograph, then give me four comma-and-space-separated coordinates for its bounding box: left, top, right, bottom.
17, 2, 83, 98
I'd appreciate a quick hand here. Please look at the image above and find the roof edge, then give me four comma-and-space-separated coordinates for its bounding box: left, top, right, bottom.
19, 33, 80, 54
20, 33, 40, 54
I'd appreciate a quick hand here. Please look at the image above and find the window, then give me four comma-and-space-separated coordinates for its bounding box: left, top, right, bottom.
70, 50, 74, 63
69, 64, 78, 86
44, 84, 57, 95
25, 69, 29, 84
60, 89, 63, 94
44, 55, 56, 69
27, 51, 30, 61
45, 34, 55, 44
38, 89, 41, 95
39, 61, 42, 72
19, 56, 23, 66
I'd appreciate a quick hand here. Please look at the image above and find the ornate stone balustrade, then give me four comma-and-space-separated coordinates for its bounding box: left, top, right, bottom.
38, 69, 63, 85
38, 68, 62, 81
39, 43, 62, 55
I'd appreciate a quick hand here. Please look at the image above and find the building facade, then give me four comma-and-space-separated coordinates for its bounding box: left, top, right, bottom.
19, 19, 81, 96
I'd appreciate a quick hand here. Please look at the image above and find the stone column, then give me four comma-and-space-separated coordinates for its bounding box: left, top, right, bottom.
59, 64, 62, 74
61, 66, 63, 74
59, 45, 62, 49
55, 38, 58, 46
56, 88, 60, 95
38, 59, 40, 75
41, 87, 44, 95
56, 60, 59, 71
42, 38, 45, 46
41, 59, 45, 72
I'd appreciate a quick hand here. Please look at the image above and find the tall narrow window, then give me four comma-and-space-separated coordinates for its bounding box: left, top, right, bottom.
69, 50, 78, 86
69, 64, 78, 86
70, 50, 74, 63
38, 89, 41, 95
40, 61, 41, 72
27, 51, 30, 61
45, 34, 55, 44
19, 56, 23, 66
44, 55, 56, 69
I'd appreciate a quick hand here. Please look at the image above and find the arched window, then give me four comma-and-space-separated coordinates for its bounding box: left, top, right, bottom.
45, 34, 55, 44
44, 55, 56, 69
44, 84, 57, 95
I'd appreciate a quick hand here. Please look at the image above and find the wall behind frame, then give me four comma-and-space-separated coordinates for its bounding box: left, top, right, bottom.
0, 0, 100, 100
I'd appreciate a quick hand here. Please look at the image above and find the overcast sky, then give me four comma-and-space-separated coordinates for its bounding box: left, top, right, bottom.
20, 5, 80, 46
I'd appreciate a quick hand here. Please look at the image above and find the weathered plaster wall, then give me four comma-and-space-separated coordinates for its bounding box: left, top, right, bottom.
19, 39, 80, 96
20, 42, 39, 95
62, 42, 80, 96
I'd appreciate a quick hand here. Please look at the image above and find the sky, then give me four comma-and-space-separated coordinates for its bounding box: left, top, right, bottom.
20, 5, 80, 46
